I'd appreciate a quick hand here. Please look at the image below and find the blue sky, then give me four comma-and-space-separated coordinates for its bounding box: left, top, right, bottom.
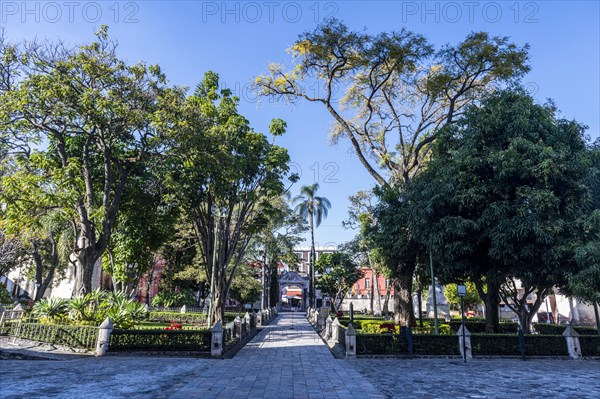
3, 1, 599, 248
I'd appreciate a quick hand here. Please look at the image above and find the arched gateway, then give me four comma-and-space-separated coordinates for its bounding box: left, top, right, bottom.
278, 271, 309, 311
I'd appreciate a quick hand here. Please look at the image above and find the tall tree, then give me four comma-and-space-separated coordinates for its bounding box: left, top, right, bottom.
164, 72, 293, 325
292, 183, 331, 308
315, 251, 362, 313
0, 27, 182, 294
409, 89, 591, 332
257, 19, 530, 324
246, 194, 307, 310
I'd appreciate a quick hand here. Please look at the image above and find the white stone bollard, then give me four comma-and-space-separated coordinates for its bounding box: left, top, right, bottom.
257, 310, 263, 326
345, 323, 357, 358
180, 305, 186, 314
325, 316, 333, 340
234, 316, 242, 338
331, 317, 341, 344
251, 311, 257, 330
457, 325, 472, 361
211, 321, 223, 357
563, 325, 582, 359
95, 318, 113, 357
244, 312, 251, 334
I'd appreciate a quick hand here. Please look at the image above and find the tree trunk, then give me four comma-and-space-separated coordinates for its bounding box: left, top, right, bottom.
417, 289, 423, 327
369, 271, 374, 314
373, 270, 381, 316
393, 271, 415, 327
383, 284, 391, 317
475, 278, 500, 333
73, 247, 99, 295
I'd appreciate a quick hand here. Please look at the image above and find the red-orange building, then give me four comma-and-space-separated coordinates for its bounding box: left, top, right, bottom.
351, 268, 394, 298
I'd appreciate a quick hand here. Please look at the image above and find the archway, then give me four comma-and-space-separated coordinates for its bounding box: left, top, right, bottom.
278, 271, 309, 312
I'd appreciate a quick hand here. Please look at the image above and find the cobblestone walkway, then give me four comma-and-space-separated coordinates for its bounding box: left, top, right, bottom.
1, 313, 598, 399
171, 313, 384, 398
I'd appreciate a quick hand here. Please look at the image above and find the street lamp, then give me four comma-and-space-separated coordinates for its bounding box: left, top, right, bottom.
457, 283, 467, 363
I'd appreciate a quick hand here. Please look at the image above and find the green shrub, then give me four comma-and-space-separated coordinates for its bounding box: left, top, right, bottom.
448, 321, 518, 334
471, 334, 568, 356
147, 311, 208, 324
6, 320, 98, 350
33, 297, 69, 319
151, 290, 196, 308
356, 334, 408, 355
0, 283, 13, 304
579, 336, 600, 356
33, 291, 146, 328
109, 329, 212, 351
413, 334, 460, 355
534, 323, 598, 336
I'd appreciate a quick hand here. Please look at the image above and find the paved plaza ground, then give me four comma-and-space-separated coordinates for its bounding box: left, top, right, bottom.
0, 313, 598, 398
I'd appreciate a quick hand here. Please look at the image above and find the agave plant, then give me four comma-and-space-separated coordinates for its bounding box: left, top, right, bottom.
125, 301, 148, 324
33, 297, 68, 319
67, 295, 92, 321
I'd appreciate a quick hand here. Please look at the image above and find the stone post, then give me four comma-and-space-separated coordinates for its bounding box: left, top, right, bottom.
211, 321, 223, 357
563, 325, 582, 359
244, 312, 251, 334
325, 316, 333, 340
345, 323, 357, 358
457, 325, 472, 361
180, 305, 186, 314
257, 310, 263, 327
251, 311, 257, 330
331, 317, 341, 344
318, 307, 329, 331
234, 316, 242, 338
306, 307, 310, 318
95, 318, 113, 357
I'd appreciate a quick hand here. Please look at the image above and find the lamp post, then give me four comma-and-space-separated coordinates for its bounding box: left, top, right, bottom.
457, 283, 467, 363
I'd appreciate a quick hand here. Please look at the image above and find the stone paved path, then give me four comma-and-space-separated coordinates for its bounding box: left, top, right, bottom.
171, 312, 384, 398
1, 313, 599, 398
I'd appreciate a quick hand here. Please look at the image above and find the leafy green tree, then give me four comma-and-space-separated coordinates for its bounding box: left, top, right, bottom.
256, 19, 530, 325
103, 167, 177, 294
292, 183, 331, 308
315, 252, 362, 313
229, 264, 262, 310
444, 281, 482, 312
1, 153, 73, 300
410, 89, 591, 332
164, 72, 293, 325
0, 231, 22, 278
567, 140, 600, 330
0, 27, 182, 294
246, 194, 307, 309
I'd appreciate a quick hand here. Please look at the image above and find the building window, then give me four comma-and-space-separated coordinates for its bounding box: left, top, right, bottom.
365, 278, 370, 289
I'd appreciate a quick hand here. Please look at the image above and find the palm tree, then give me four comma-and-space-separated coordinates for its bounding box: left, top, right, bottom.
293, 183, 331, 308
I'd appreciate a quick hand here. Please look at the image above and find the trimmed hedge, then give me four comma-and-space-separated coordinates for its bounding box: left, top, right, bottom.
5, 321, 98, 350
471, 334, 568, 356
109, 329, 212, 351
534, 323, 598, 336
356, 333, 459, 355
147, 311, 239, 325
147, 312, 208, 324
356, 334, 408, 355
356, 333, 583, 357
413, 334, 459, 355
579, 336, 600, 356
448, 321, 518, 334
